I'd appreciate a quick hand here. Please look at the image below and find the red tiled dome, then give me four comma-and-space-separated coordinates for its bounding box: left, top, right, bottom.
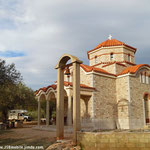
87, 39, 136, 55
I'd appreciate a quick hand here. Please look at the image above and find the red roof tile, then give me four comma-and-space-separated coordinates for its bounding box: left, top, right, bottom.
64, 81, 95, 90
81, 64, 116, 76
35, 84, 56, 95
35, 81, 95, 95
118, 64, 150, 75
87, 39, 137, 57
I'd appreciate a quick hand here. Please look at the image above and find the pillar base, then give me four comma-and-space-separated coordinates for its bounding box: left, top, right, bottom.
56, 136, 64, 140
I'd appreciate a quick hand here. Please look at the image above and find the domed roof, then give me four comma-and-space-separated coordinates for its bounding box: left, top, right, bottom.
119, 64, 150, 75
87, 39, 137, 55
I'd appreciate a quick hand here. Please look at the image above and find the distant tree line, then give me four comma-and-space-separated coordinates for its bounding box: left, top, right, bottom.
0, 59, 37, 123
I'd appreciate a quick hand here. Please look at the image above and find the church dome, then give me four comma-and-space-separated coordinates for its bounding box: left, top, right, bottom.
87, 38, 137, 55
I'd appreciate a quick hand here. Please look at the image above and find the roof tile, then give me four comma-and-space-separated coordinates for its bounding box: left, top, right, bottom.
118, 64, 150, 75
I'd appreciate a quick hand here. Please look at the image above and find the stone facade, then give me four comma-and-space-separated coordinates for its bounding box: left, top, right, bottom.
36, 37, 150, 130
78, 38, 150, 130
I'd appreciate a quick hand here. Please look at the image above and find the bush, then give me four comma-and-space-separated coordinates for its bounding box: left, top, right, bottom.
27, 109, 45, 121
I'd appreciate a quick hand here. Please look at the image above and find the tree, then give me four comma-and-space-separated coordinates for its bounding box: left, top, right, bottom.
0, 59, 37, 122
0, 59, 21, 85
14, 82, 37, 111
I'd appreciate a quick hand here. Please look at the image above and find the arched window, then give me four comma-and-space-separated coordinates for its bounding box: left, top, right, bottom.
144, 72, 147, 83
95, 56, 98, 64
110, 53, 114, 61
140, 73, 143, 83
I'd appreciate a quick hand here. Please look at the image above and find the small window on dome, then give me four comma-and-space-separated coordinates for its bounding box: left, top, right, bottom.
95, 56, 98, 64
128, 54, 131, 62
110, 53, 114, 60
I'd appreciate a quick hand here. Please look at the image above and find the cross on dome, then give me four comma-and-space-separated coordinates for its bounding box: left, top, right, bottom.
108, 34, 112, 40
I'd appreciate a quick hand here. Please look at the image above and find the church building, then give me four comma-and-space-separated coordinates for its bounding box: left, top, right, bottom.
36, 36, 150, 130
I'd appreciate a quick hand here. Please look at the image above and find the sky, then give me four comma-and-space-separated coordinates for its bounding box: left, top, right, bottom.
0, 0, 150, 90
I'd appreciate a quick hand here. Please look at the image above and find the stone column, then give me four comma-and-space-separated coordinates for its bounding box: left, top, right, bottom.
46, 100, 50, 126
38, 97, 41, 127
73, 62, 81, 143
148, 99, 150, 123
56, 67, 64, 140
67, 88, 72, 126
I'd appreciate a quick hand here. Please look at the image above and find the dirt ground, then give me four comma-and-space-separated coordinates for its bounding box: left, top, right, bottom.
0, 124, 72, 150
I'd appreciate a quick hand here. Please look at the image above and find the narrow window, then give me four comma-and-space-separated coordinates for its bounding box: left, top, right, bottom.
145, 72, 147, 83
128, 54, 131, 62
110, 53, 113, 61
140, 73, 143, 83
95, 56, 98, 64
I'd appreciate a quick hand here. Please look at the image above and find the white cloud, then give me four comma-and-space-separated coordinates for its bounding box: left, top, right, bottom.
0, 0, 150, 90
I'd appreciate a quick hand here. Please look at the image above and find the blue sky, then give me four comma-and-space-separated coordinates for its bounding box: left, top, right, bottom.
0, 0, 150, 90
0, 50, 25, 57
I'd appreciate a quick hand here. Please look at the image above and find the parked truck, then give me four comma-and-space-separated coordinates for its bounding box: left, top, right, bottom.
8, 110, 32, 122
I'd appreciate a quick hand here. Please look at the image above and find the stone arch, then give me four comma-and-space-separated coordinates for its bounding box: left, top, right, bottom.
46, 88, 56, 101
143, 92, 150, 99
55, 54, 82, 143
55, 54, 82, 69
117, 99, 129, 106
37, 90, 46, 99
37, 92, 46, 126
136, 66, 149, 76
46, 89, 57, 126
38, 92, 46, 101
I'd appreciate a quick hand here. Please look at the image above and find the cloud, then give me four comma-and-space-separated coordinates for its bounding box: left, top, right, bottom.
0, 0, 150, 90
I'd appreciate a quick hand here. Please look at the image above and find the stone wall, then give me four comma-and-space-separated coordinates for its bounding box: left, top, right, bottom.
92, 74, 117, 129
80, 67, 93, 87
89, 46, 124, 66
101, 63, 126, 75
102, 63, 116, 74
116, 63, 127, 74
123, 48, 135, 64
129, 69, 150, 129
89, 46, 135, 67
116, 76, 130, 129
116, 76, 129, 102
77, 131, 150, 150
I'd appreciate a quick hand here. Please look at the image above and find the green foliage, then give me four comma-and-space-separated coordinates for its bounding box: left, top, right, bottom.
13, 83, 37, 111
0, 59, 37, 122
27, 110, 38, 120
41, 100, 46, 116
0, 59, 22, 85
51, 110, 56, 119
